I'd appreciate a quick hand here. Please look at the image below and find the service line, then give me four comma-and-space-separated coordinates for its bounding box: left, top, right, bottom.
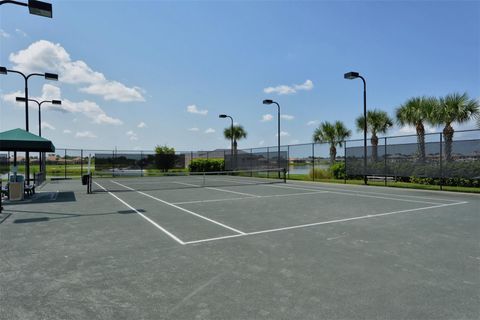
94, 181, 185, 245
183, 201, 468, 245
110, 180, 246, 235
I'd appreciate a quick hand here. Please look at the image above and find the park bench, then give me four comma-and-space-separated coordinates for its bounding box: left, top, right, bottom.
367, 175, 395, 182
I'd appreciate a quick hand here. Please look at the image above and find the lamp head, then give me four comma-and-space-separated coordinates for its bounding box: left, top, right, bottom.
28, 0, 53, 18
44, 72, 58, 81
219, 114, 227, 118
0, 67, 7, 75
51, 100, 62, 105
344, 72, 360, 80
263, 99, 274, 105
16, 97, 27, 102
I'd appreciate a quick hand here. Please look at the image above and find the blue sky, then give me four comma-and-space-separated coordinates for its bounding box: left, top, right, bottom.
1, 0, 478, 151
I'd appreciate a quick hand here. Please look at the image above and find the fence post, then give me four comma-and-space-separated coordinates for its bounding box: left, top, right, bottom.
344, 141, 347, 184
312, 143, 315, 181
384, 137, 387, 186
440, 133, 443, 191
140, 151, 144, 177
64, 149, 67, 179
81, 149, 83, 177
287, 145, 290, 179
112, 150, 115, 177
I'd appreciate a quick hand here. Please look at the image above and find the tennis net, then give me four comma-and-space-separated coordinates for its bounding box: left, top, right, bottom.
90, 168, 286, 193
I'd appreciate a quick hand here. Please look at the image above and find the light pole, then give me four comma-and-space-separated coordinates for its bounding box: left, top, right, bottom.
219, 114, 234, 169
344, 71, 367, 185
0, 0, 53, 17
1, 66, 58, 184
16, 97, 61, 173
263, 99, 281, 175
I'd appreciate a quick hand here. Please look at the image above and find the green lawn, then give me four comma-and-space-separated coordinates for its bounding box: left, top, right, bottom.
287, 173, 480, 194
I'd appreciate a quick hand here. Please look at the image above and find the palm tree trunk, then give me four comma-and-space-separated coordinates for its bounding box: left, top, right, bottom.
416, 122, 426, 163
329, 145, 336, 165
233, 139, 238, 169
371, 134, 378, 162
443, 124, 454, 162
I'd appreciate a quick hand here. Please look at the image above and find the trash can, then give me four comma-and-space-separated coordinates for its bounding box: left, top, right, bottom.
81, 174, 90, 185
9, 174, 24, 201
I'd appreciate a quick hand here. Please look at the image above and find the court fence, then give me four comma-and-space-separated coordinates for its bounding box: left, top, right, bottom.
0, 129, 478, 187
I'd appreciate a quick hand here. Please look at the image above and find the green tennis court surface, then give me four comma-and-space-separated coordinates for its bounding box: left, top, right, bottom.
1, 178, 479, 319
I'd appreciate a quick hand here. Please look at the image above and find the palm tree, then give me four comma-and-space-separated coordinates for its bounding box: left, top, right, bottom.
434, 92, 479, 162
223, 125, 247, 156
356, 109, 393, 162
313, 121, 351, 165
396, 96, 437, 162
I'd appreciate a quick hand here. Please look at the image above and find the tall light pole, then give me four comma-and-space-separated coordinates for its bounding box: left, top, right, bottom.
0, 0, 53, 213
1, 66, 58, 184
16, 97, 61, 173
219, 114, 234, 169
344, 71, 367, 185
263, 99, 281, 174
0, 0, 53, 17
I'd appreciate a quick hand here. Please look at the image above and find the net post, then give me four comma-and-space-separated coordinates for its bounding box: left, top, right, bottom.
283, 168, 287, 183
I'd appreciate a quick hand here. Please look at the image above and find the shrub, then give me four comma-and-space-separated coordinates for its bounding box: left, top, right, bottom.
189, 159, 224, 172
329, 162, 346, 179
309, 168, 331, 179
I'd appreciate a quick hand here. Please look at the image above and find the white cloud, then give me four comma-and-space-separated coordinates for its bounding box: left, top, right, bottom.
204, 128, 215, 134
75, 131, 96, 138
126, 130, 138, 141
15, 29, 27, 37
290, 139, 300, 144
1, 84, 123, 125
294, 80, 314, 91
264, 85, 296, 95
188, 127, 199, 132
137, 122, 147, 128
258, 140, 265, 146
276, 131, 290, 137
63, 129, 72, 134
261, 114, 273, 122
9, 40, 145, 102
281, 114, 294, 120
187, 104, 208, 115
263, 79, 314, 95
41, 122, 55, 130
0, 29, 10, 38
307, 120, 319, 126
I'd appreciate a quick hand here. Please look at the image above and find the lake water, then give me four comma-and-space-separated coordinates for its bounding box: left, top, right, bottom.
288, 164, 329, 175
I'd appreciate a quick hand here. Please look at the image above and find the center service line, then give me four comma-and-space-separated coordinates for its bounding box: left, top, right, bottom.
110, 180, 246, 235
94, 181, 185, 245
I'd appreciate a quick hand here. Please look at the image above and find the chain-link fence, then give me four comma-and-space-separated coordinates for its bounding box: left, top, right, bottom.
1, 129, 478, 188
345, 130, 480, 187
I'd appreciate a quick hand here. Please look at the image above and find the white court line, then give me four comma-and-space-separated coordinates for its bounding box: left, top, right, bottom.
269, 184, 443, 205
183, 201, 468, 245
206, 187, 260, 197
174, 181, 261, 198
172, 191, 328, 205
286, 181, 466, 202
111, 180, 246, 235
94, 181, 185, 245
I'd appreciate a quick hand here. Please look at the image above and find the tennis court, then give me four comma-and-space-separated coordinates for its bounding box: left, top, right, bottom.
1, 174, 479, 319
